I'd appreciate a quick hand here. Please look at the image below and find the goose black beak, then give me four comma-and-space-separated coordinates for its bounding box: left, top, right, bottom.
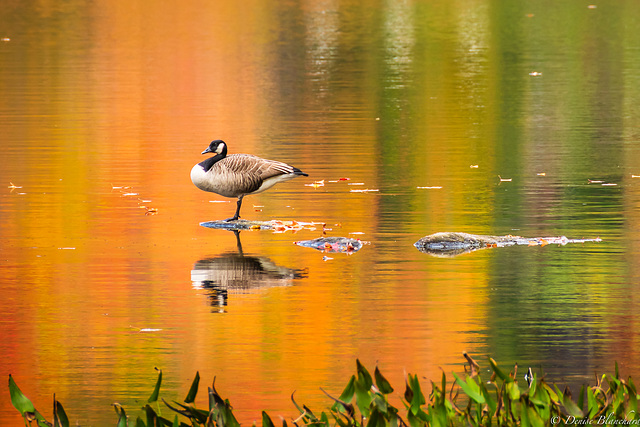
201, 147, 212, 155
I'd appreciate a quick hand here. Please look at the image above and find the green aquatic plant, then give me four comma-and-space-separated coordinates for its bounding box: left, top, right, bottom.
8, 354, 640, 426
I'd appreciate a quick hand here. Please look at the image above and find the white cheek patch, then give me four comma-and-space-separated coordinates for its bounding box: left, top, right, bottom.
215, 143, 225, 154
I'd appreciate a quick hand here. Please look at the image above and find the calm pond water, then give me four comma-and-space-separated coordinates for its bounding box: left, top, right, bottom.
2, 0, 640, 424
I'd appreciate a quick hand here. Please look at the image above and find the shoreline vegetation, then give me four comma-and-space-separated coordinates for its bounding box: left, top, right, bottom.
9, 353, 639, 427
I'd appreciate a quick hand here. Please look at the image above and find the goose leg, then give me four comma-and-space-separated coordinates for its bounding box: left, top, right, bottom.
225, 195, 244, 221
232, 230, 244, 254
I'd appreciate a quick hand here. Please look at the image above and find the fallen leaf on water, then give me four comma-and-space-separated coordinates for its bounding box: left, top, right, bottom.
305, 180, 325, 188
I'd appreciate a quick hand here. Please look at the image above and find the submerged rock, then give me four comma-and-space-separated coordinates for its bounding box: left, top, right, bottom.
201, 219, 274, 230
294, 237, 363, 254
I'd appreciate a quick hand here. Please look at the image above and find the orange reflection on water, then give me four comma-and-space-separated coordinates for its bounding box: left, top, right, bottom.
5, 0, 640, 424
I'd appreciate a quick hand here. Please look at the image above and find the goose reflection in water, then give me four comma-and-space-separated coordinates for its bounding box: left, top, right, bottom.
191, 231, 308, 311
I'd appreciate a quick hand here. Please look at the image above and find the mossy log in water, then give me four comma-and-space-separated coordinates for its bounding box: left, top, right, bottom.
415, 232, 602, 257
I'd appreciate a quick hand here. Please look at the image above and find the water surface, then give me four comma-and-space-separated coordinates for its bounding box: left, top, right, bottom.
2, 0, 640, 424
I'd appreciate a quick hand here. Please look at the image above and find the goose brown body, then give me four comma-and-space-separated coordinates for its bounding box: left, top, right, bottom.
191, 140, 308, 221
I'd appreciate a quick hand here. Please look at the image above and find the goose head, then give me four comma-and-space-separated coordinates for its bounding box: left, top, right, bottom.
202, 140, 227, 156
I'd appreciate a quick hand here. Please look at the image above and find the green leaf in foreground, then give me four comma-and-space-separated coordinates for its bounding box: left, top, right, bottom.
113, 403, 127, 427
54, 396, 70, 427
337, 375, 356, 403
262, 411, 276, 427
356, 359, 373, 390
374, 366, 394, 394
488, 357, 508, 381
148, 367, 163, 403
452, 372, 485, 404
8, 374, 36, 415
184, 371, 200, 404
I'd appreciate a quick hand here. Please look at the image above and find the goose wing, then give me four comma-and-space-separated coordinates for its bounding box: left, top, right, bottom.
227, 154, 296, 179
217, 154, 296, 194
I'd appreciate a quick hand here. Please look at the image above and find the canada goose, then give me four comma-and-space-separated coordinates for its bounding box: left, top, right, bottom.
191, 140, 308, 221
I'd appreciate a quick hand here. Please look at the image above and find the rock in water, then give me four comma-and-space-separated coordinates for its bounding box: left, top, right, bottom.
294, 237, 363, 253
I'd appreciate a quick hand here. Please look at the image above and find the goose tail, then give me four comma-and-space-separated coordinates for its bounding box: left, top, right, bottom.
293, 167, 308, 177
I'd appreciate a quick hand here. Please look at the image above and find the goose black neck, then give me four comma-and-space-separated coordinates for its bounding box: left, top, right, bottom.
199, 153, 225, 172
